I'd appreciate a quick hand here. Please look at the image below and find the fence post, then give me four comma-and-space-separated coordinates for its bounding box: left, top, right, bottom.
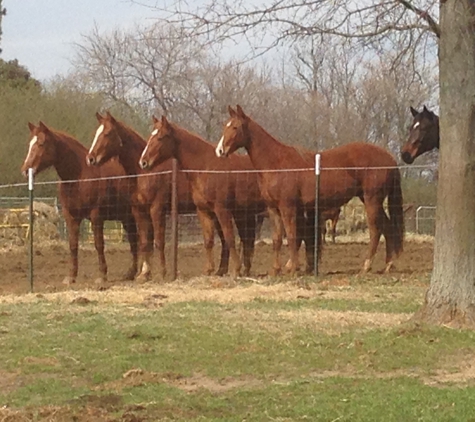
415, 206, 423, 234
170, 159, 179, 280
28, 168, 34, 292
314, 154, 321, 277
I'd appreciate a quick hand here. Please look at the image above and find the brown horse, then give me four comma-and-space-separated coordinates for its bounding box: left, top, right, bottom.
139, 116, 266, 277
86, 112, 232, 278
401, 106, 439, 164
321, 207, 341, 245
255, 207, 340, 245
216, 105, 404, 275
20, 122, 139, 284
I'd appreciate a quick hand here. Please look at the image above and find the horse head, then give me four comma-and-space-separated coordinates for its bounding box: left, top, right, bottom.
215, 104, 250, 158
139, 115, 177, 170
86, 111, 122, 166
401, 106, 439, 164
21, 121, 57, 177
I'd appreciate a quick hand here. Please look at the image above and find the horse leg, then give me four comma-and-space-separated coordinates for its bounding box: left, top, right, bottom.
214, 215, 230, 276
268, 207, 283, 276
280, 204, 299, 276
380, 210, 395, 273
321, 219, 327, 245
63, 213, 80, 285
214, 206, 241, 277
150, 201, 167, 280
285, 208, 305, 273
255, 212, 265, 243
90, 209, 107, 284
197, 209, 217, 275
121, 214, 139, 280
362, 196, 384, 273
133, 206, 153, 281
234, 212, 256, 277
331, 213, 339, 244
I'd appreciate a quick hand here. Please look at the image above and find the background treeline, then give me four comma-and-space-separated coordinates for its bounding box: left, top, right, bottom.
1, 22, 438, 203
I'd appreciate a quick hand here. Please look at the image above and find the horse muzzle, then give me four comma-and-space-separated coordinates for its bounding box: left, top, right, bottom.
401, 151, 415, 164
86, 155, 97, 166
215, 146, 229, 158
21, 167, 36, 179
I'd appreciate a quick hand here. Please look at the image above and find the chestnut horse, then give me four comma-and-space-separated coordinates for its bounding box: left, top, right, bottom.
139, 116, 266, 277
216, 105, 404, 275
20, 122, 139, 284
401, 106, 439, 164
86, 112, 231, 278
322, 207, 341, 245
255, 207, 341, 245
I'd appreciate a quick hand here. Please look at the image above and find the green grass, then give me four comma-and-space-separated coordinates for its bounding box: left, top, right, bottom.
1, 283, 475, 420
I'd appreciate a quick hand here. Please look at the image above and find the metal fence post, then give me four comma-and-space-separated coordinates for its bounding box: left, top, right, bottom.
314, 154, 321, 277
170, 159, 179, 280
28, 168, 34, 292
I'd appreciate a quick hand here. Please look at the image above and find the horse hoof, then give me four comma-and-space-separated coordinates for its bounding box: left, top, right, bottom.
384, 262, 394, 273
94, 277, 107, 285
215, 268, 227, 277
123, 268, 137, 281
62, 276, 75, 285
270, 268, 282, 277
136, 272, 151, 283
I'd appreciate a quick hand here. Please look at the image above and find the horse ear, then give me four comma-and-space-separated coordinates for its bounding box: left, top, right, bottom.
152, 115, 159, 124
228, 105, 236, 117
161, 115, 171, 131
27, 122, 36, 132
106, 111, 116, 122
96, 112, 104, 122
38, 121, 49, 132
236, 104, 247, 120
410, 106, 418, 117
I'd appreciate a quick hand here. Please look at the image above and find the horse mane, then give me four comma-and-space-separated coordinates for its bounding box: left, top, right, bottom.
114, 119, 147, 147
247, 116, 314, 163
171, 122, 215, 149
49, 128, 88, 154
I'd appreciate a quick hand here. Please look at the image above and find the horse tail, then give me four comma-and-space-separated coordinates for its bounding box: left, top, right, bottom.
387, 168, 404, 256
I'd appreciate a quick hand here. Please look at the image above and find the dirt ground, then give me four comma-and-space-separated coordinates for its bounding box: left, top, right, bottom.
0, 238, 433, 295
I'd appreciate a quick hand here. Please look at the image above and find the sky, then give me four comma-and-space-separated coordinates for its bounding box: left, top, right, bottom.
2, 0, 157, 81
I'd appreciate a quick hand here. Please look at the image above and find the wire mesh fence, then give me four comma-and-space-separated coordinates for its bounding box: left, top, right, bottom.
0, 163, 437, 292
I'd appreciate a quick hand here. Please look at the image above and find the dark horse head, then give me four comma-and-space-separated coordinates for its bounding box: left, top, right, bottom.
401, 106, 439, 164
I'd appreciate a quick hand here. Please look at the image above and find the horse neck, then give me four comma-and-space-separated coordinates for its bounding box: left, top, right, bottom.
246, 119, 295, 169
53, 134, 86, 180
173, 127, 216, 170
116, 123, 147, 175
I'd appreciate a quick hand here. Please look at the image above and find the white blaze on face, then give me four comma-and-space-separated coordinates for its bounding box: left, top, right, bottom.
140, 129, 159, 163
216, 136, 225, 157
226, 121, 232, 128
413, 121, 420, 130
25, 136, 38, 163
89, 124, 104, 153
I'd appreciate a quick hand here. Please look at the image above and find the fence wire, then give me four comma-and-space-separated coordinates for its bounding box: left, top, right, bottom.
0, 163, 437, 292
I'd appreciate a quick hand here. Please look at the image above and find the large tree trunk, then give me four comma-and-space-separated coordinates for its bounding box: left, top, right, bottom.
414, 0, 475, 327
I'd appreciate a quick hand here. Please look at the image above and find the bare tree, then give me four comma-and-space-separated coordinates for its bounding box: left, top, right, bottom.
73, 22, 278, 140
74, 23, 206, 116
0, 0, 5, 54
135, 1, 439, 65
134, 0, 475, 327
